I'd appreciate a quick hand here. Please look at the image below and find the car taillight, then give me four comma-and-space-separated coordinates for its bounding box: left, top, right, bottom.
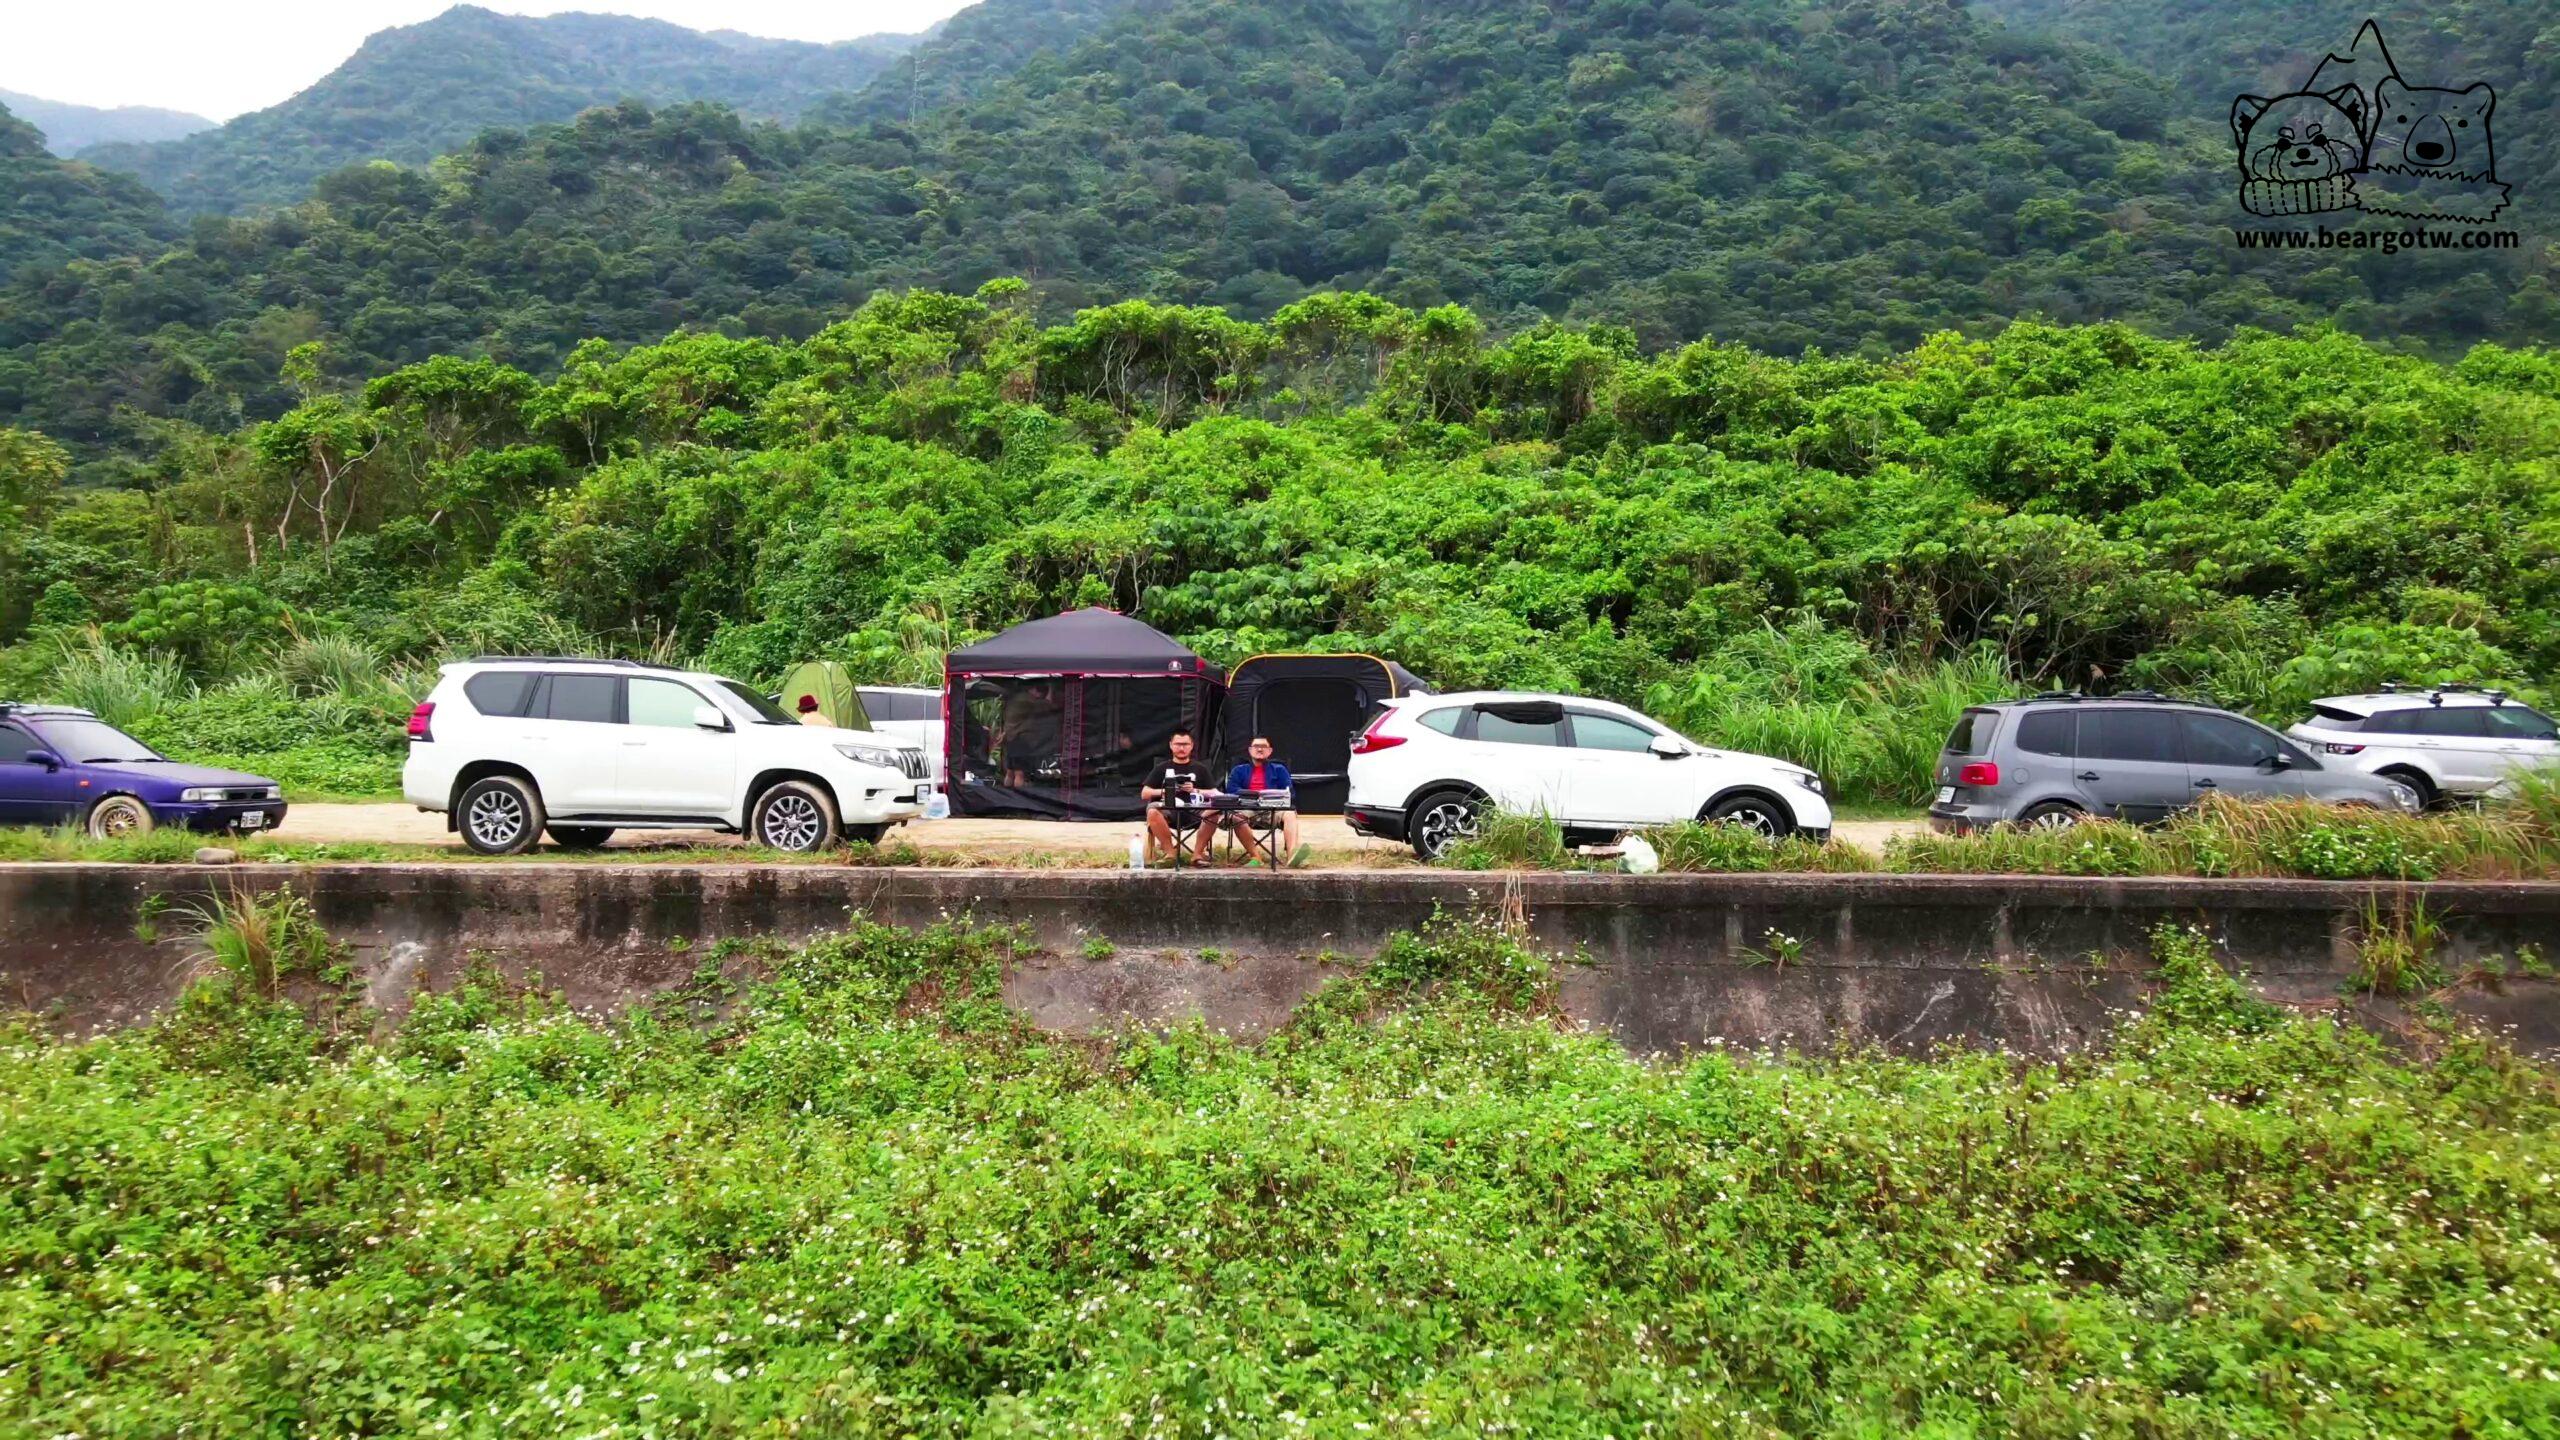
1957, 761, 1999, 787
1349, 712, 1406, 754
406, 702, 435, 741
2323, 742, 2365, 755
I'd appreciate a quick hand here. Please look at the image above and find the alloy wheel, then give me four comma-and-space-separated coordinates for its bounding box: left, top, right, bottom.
467, 790, 527, 849
1418, 799, 1477, 858
761, 793, 824, 851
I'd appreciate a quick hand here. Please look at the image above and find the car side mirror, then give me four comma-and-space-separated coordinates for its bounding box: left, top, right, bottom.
24, 749, 61, 771
1648, 734, 1689, 760
2258, 752, 2290, 771
692, 706, 732, 732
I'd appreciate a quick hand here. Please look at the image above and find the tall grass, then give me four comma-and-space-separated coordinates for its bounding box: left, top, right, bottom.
40, 636, 191, 728
1887, 793, 2557, 881
1647, 634, 2014, 805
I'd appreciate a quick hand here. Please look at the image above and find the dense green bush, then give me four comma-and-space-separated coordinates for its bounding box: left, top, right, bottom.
2, 914, 2553, 1434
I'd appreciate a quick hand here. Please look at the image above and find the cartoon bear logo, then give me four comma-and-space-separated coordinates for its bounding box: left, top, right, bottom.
2370, 78, 2494, 178
2230, 19, 2510, 225
2232, 87, 2367, 215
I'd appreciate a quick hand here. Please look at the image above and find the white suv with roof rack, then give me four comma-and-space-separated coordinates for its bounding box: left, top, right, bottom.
403, 658, 930, 854
1343, 690, 1831, 860
2286, 684, 2559, 807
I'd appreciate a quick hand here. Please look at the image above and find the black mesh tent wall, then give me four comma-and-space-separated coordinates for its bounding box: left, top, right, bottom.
1212, 654, 1430, 814
943, 609, 1225, 820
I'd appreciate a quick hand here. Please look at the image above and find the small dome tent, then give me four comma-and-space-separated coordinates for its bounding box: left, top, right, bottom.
943, 609, 1225, 820
776, 660, 871, 730
1212, 653, 1430, 814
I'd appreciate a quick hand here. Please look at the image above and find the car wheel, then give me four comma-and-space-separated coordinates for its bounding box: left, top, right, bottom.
2377, 767, 2439, 811
458, 775, 544, 856
845, 823, 889, 846
546, 826, 614, 851
1409, 789, 1482, 861
751, 780, 839, 854
85, 794, 154, 841
2015, 802, 2084, 832
1704, 792, 1795, 839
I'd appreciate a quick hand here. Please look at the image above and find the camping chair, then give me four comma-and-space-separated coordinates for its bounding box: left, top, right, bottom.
1155, 801, 1212, 870
1210, 791, 1294, 870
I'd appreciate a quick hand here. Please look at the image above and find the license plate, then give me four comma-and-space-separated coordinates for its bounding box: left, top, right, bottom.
238, 812, 267, 830
1934, 786, 1956, 806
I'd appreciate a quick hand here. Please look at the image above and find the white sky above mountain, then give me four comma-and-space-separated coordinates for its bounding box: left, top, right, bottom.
0, 2, 976, 122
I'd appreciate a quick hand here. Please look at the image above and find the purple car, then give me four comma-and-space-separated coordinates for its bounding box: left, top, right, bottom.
0, 704, 286, 839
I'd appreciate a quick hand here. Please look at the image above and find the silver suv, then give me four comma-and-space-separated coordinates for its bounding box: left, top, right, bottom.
1928, 693, 2420, 832
2286, 685, 2558, 807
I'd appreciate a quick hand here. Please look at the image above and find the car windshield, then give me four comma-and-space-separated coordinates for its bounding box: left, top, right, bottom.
719, 680, 798, 726
37, 718, 163, 763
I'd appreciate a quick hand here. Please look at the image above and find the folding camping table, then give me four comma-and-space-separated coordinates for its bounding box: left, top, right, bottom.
1160, 796, 1292, 870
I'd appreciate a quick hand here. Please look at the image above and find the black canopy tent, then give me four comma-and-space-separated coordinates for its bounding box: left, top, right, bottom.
943, 609, 1225, 820
1212, 653, 1431, 814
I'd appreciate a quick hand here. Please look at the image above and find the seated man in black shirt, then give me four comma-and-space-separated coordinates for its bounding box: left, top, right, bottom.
1141, 729, 1220, 865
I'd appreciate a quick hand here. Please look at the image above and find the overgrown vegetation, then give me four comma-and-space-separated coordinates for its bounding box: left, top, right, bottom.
2, 911, 2553, 1434
6, 297, 2554, 804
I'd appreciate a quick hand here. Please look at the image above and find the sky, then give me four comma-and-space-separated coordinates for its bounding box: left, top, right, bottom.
0, 1, 978, 121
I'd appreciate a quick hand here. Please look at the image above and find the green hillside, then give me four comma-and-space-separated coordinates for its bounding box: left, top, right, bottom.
0, 88, 211, 155
77, 5, 917, 215
0, 103, 177, 284
1973, 0, 2556, 205
12, 0, 2554, 469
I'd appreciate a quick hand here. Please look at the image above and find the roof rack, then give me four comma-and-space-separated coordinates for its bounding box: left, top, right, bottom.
464, 655, 679, 670
2377, 681, 2510, 707
2008, 689, 2193, 706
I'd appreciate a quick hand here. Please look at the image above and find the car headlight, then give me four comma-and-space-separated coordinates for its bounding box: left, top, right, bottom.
1790, 771, 1825, 795
266, 786, 284, 800
833, 743, 901, 767
181, 787, 220, 803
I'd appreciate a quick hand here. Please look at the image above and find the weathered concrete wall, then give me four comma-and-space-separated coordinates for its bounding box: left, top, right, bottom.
3, 864, 2555, 1054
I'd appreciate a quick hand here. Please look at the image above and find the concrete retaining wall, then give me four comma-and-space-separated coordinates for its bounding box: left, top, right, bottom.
4, 864, 2556, 1054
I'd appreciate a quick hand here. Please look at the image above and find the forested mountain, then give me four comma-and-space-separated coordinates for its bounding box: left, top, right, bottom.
0, 104, 177, 285
1973, 0, 2556, 208
0, 89, 211, 155
78, 6, 919, 215
14, 0, 2553, 473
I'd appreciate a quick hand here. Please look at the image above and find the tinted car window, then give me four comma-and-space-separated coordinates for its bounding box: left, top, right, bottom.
2366, 706, 2487, 737
1569, 712, 1657, 752
2309, 705, 2366, 730
1474, 711, 1563, 747
2079, 709, 2181, 764
0, 725, 34, 763
463, 671, 538, 718
2183, 713, 2283, 768
2015, 711, 2075, 757
1944, 709, 1993, 755
545, 674, 621, 724
2485, 706, 2559, 741
1416, 707, 1464, 736
628, 678, 710, 729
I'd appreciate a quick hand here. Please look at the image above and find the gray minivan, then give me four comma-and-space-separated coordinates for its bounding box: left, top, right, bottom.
1928, 694, 2420, 832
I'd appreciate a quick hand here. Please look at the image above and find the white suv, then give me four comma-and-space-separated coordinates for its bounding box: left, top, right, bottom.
1343, 691, 1832, 860
2286, 685, 2559, 807
404, 658, 930, 854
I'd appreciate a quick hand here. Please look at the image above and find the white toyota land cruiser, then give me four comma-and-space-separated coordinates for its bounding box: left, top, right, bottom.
403, 658, 930, 854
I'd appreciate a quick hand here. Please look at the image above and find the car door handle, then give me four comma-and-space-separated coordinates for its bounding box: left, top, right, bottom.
2076, 771, 2101, 782
622, 738, 647, 747
2193, 778, 2218, 789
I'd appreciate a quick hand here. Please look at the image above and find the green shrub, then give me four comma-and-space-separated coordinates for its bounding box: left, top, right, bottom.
1437, 808, 1577, 870
38, 637, 189, 728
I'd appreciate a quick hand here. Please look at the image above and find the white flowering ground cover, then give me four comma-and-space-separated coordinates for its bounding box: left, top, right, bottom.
1, 908, 2554, 1437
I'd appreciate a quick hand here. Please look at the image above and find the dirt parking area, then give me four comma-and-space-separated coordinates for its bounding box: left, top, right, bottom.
280, 805, 1923, 860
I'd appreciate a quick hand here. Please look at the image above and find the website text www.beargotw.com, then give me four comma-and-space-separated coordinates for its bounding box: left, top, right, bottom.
2234, 225, 2520, 253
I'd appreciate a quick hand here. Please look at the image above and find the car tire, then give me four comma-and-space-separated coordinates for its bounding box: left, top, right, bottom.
1704, 792, 1796, 839
751, 780, 839, 854
2377, 766, 2440, 811
1408, 788, 1482, 862
845, 823, 889, 846
458, 775, 544, 856
85, 794, 154, 841
546, 826, 614, 851
2014, 802, 2084, 831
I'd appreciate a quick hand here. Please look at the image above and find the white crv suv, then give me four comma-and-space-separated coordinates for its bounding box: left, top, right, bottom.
2286, 685, 2559, 807
1343, 691, 1832, 860
404, 658, 931, 854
